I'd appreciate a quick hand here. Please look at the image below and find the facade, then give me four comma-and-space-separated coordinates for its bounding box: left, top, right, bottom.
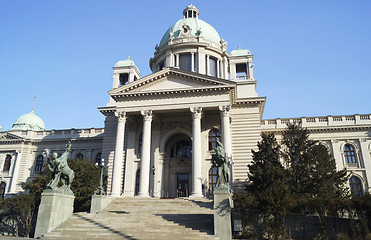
0, 5, 370, 199
0, 110, 103, 197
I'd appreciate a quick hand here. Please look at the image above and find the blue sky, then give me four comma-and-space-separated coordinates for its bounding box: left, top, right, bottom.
0, 1, 370, 131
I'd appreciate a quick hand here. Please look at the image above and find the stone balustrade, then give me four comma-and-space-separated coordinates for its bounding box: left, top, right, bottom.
7, 128, 104, 140
261, 114, 371, 129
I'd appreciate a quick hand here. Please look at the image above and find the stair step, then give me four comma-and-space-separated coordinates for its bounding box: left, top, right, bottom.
41, 197, 218, 240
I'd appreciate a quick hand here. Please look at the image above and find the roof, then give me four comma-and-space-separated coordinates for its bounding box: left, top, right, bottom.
159, 9, 221, 48
231, 46, 251, 56
10, 110, 45, 131
115, 57, 135, 67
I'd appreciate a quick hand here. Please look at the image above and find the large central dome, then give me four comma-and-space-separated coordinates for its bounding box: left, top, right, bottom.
158, 5, 221, 48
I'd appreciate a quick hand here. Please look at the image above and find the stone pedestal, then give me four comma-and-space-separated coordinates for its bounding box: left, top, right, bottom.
213, 186, 232, 240
34, 190, 74, 238
90, 195, 112, 214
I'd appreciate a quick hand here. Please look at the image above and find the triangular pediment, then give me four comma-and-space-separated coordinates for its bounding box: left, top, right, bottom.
109, 67, 235, 96
0, 132, 24, 141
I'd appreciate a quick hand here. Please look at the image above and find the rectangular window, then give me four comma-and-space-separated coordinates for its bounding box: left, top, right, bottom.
209, 57, 217, 77
179, 54, 192, 71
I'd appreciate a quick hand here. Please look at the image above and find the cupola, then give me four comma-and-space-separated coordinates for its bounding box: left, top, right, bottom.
183, 4, 199, 19
112, 57, 141, 89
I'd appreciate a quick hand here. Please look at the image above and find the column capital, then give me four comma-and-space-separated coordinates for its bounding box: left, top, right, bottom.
219, 105, 231, 117
114, 111, 126, 122
190, 107, 202, 119
141, 110, 153, 122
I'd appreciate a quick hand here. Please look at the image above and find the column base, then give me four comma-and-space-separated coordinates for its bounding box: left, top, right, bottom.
110, 193, 122, 198
136, 192, 151, 198
189, 192, 203, 198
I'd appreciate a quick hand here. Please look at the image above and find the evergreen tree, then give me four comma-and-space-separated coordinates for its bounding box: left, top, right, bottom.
282, 123, 349, 238
247, 133, 291, 239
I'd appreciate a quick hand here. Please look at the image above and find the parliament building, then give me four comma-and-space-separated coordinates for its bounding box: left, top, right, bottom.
1, 5, 370, 199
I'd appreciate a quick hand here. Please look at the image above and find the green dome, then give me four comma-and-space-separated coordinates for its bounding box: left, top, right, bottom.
231, 46, 251, 56
159, 18, 221, 48
11, 110, 45, 131
115, 57, 135, 67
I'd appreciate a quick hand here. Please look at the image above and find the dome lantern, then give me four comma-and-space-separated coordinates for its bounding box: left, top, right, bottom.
183, 4, 199, 19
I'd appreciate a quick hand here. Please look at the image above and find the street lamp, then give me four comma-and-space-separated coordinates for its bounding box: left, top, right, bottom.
94, 158, 107, 195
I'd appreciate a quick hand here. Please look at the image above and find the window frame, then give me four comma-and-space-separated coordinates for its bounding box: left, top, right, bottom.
3, 155, 11, 172
35, 155, 44, 173
209, 166, 218, 193
208, 128, 221, 151
344, 144, 357, 164
349, 176, 363, 196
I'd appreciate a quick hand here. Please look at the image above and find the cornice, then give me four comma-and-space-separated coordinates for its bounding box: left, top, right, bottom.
111, 85, 233, 100
98, 107, 116, 116
32, 137, 103, 144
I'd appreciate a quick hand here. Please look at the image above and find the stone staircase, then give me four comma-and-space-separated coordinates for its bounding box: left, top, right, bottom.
41, 197, 219, 240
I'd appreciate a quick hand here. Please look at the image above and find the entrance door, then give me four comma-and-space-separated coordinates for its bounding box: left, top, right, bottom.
177, 173, 189, 197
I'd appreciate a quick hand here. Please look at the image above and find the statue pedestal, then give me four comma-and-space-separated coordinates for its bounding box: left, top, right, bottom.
90, 195, 112, 214
213, 186, 232, 240
34, 190, 74, 238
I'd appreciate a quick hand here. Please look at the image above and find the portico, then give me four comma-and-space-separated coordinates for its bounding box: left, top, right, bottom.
105, 102, 234, 198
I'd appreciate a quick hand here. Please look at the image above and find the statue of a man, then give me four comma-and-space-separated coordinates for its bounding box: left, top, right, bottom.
212, 138, 230, 188
46, 141, 74, 194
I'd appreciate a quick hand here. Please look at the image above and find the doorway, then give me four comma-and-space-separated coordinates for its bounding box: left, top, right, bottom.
177, 173, 189, 197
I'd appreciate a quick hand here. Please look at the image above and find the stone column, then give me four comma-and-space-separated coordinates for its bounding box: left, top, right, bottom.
223, 56, 229, 79
217, 60, 220, 78
219, 105, 233, 188
190, 107, 203, 198
111, 111, 126, 197
249, 58, 254, 80
175, 54, 179, 68
206, 54, 210, 75
138, 110, 153, 198
191, 52, 195, 72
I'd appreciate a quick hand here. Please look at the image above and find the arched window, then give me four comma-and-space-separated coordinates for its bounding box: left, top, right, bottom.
349, 176, 363, 196
170, 140, 191, 158
95, 152, 102, 165
135, 169, 140, 195
0, 182, 6, 198
3, 155, 11, 172
209, 166, 218, 193
344, 144, 357, 164
35, 155, 44, 172
75, 153, 84, 160
208, 129, 221, 150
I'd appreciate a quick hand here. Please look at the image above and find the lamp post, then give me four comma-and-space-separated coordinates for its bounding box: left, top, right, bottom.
94, 158, 106, 195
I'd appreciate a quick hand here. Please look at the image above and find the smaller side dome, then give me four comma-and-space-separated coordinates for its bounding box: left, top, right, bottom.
11, 110, 45, 131
231, 46, 251, 56
115, 57, 135, 67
